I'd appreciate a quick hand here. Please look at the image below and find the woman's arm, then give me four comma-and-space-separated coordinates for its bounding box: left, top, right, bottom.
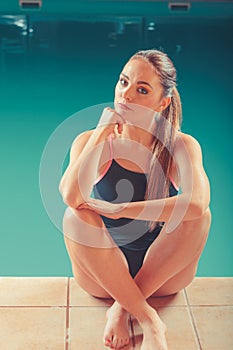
82, 133, 210, 228
123, 133, 210, 221
59, 130, 97, 208
59, 107, 124, 208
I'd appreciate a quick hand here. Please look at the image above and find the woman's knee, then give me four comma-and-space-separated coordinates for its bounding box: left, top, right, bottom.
63, 207, 114, 248
181, 207, 211, 235
202, 207, 212, 228
176, 208, 211, 261
64, 207, 102, 228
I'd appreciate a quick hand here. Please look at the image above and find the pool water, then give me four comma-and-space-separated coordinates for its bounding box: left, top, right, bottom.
0, 3, 232, 276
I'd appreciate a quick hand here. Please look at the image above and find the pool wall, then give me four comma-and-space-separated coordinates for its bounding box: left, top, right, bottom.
0, 1, 232, 276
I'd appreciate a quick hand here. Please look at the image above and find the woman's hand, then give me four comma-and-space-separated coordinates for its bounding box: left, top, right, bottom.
78, 198, 126, 219
97, 107, 126, 137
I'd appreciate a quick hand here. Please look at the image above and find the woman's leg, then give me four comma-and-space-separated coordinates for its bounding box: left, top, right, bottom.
107, 208, 211, 348
65, 236, 112, 298
63, 207, 168, 350
151, 231, 208, 297
65, 235, 134, 349
134, 207, 211, 298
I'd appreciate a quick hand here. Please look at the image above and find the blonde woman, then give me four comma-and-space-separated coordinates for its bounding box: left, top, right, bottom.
59, 49, 211, 350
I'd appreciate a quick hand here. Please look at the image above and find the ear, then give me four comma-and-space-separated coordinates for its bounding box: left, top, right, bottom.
155, 96, 171, 112
159, 96, 171, 111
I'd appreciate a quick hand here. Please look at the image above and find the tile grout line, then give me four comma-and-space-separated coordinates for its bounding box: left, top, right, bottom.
129, 315, 136, 348
0, 305, 67, 308
184, 288, 202, 350
65, 277, 70, 350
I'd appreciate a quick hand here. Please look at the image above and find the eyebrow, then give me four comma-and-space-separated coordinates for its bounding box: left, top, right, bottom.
121, 73, 153, 90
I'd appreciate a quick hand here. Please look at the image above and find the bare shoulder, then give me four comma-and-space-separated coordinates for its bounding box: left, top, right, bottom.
72, 129, 93, 147
174, 131, 203, 164
176, 131, 201, 148
69, 129, 94, 161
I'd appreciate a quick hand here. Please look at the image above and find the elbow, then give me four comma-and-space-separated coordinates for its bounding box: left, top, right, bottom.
190, 198, 210, 219
59, 182, 83, 209
61, 192, 84, 209
61, 192, 74, 208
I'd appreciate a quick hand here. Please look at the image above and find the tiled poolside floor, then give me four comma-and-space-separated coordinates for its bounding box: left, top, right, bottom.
0, 277, 232, 349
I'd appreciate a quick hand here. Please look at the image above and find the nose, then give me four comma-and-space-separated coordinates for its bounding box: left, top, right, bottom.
121, 86, 133, 102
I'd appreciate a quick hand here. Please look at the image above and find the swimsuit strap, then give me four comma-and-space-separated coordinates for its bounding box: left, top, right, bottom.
95, 133, 179, 190
109, 133, 113, 159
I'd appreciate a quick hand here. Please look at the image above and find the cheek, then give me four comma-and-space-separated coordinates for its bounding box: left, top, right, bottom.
149, 94, 163, 107
141, 96, 159, 110
114, 84, 121, 98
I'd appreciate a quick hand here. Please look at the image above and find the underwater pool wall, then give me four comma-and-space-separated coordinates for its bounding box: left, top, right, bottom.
0, 1, 232, 276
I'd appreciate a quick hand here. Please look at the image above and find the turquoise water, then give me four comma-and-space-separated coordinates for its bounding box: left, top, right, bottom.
0, 5, 233, 276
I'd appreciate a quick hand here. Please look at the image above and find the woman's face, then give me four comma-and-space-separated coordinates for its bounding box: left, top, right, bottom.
114, 58, 170, 114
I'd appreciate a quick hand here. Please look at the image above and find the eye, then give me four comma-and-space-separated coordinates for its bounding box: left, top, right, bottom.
119, 78, 128, 86
138, 87, 149, 95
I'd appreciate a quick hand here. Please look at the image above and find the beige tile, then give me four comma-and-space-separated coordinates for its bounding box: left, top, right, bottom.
0, 277, 68, 306
186, 277, 233, 305
191, 306, 233, 350
69, 278, 113, 307
0, 307, 66, 350
132, 307, 198, 350
69, 307, 134, 349
148, 289, 187, 307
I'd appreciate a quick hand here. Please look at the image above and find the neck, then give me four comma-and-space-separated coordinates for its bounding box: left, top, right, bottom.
119, 125, 155, 150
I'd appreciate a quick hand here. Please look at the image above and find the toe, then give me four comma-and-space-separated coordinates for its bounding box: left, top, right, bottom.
117, 339, 123, 349
104, 337, 112, 348
112, 336, 119, 349
115, 338, 126, 350
123, 338, 130, 349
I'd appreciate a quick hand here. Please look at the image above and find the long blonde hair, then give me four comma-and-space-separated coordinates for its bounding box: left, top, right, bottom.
130, 50, 182, 231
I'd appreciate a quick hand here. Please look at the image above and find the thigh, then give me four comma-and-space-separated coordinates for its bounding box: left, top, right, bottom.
136, 208, 211, 297
146, 207, 211, 267
72, 263, 113, 299
65, 236, 112, 298
151, 232, 208, 297
64, 234, 130, 299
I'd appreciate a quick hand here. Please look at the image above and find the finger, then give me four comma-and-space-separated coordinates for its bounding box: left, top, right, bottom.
117, 121, 123, 134
106, 107, 126, 123
116, 111, 126, 124
85, 202, 100, 211
78, 203, 88, 209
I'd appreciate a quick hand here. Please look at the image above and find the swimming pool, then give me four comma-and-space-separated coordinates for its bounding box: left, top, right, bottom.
0, 1, 232, 277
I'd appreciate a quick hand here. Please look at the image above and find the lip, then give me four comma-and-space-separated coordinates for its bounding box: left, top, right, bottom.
117, 103, 133, 111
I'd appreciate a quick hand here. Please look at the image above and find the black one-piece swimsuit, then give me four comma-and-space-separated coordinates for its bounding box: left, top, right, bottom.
93, 158, 178, 278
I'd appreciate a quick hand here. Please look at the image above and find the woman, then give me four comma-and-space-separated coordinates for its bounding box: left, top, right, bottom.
59, 49, 211, 350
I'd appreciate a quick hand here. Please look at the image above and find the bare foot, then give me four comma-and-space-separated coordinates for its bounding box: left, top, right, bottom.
140, 308, 168, 350
103, 301, 130, 349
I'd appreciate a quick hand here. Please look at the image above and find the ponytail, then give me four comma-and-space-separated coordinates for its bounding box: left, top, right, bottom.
145, 87, 182, 231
